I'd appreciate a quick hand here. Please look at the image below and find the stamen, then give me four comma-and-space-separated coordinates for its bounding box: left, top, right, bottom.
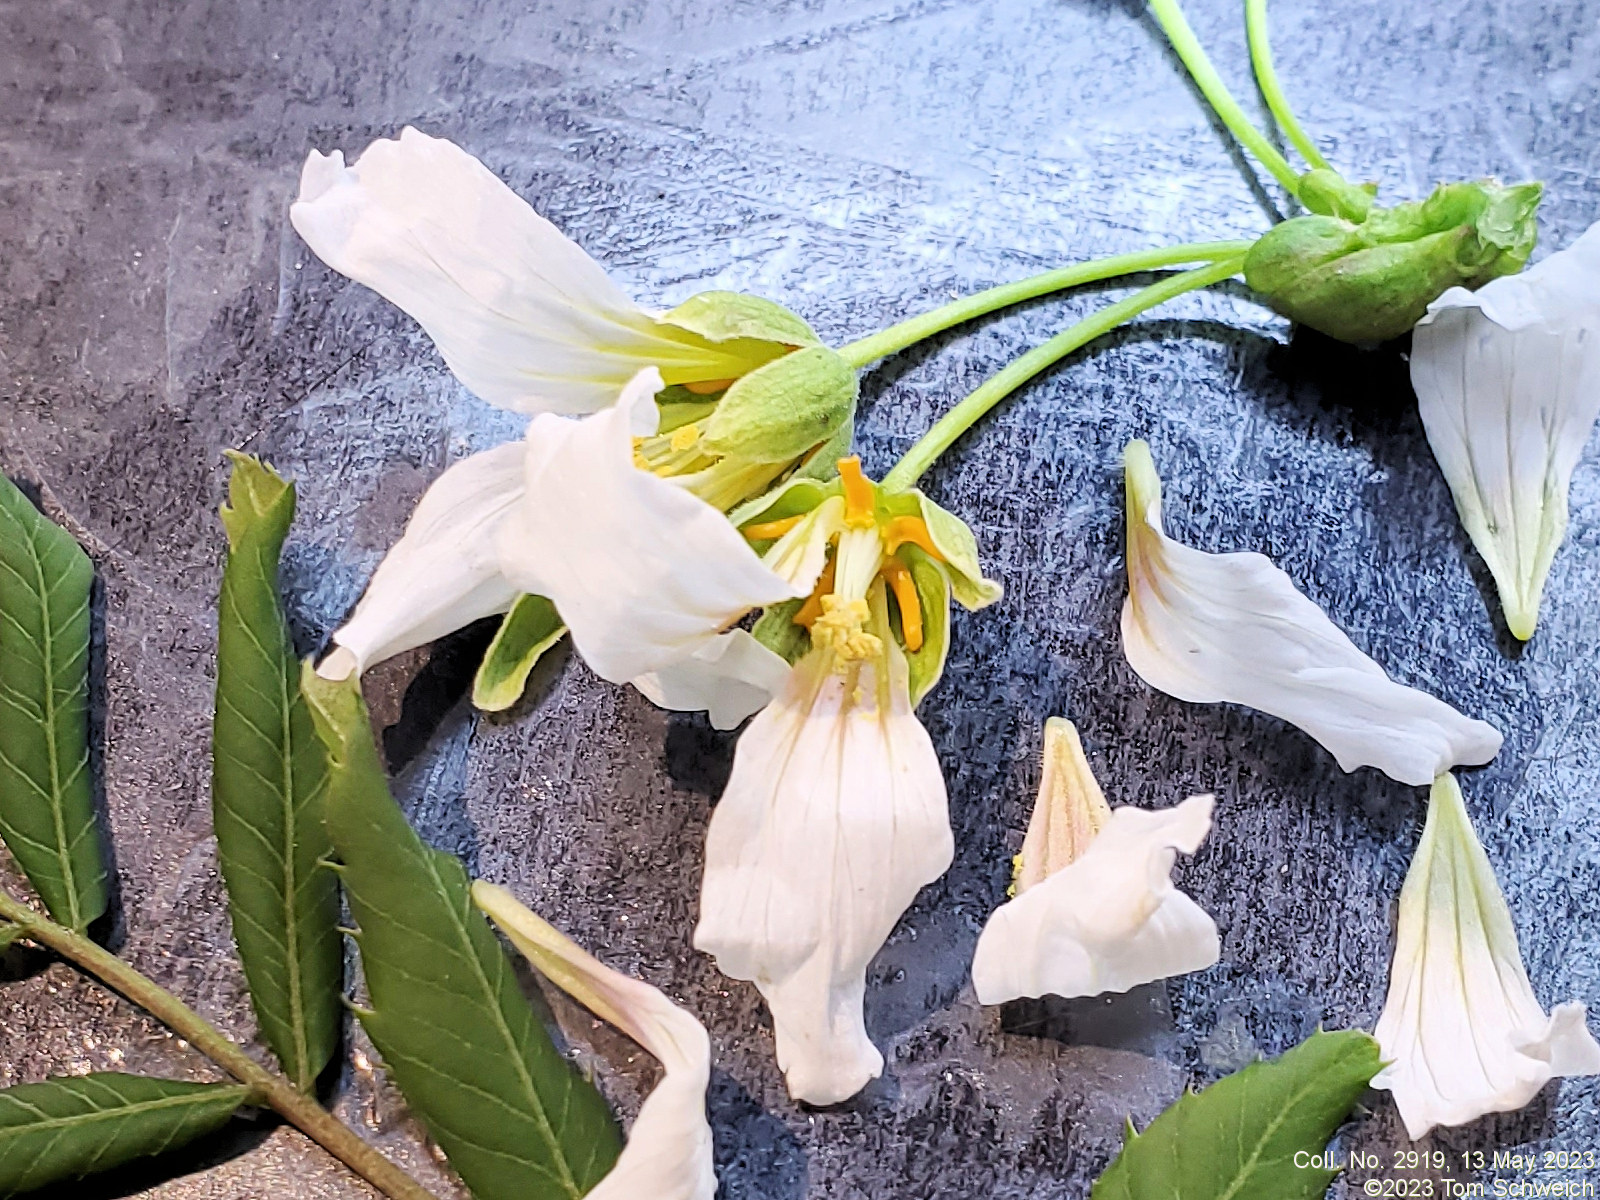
742, 514, 805, 541
837, 456, 876, 529
883, 515, 944, 560
684, 377, 736, 395
810, 595, 881, 663
880, 558, 924, 652
793, 558, 837, 628
669, 424, 701, 452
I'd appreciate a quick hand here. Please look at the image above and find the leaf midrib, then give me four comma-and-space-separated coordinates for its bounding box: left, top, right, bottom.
1213, 1072, 1332, 1200
0, 1087, 243, 1142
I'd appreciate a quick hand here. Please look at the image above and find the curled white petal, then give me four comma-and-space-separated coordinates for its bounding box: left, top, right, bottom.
760, 495, 845, 591
631, 630, 792, 731
1120, 441, 1502, 787
695, 635, 952, 1105
291, 127, 735, 416
472, 883, 714, 1200
1014, 717, 1112, 892
1373, 774, 1600, 1139
323, 443, 525, 677
973, 793, 1218, 1004
1411, 221, 1600, 640
497, 368, 804, 684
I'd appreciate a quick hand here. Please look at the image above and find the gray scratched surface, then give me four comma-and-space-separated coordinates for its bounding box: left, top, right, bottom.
2, 0, 1599, 1196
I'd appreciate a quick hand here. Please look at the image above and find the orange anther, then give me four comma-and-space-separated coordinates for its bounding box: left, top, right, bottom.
837, 456, 875, 527
880, 558, 923, 652
684, 377, 736, 395
742, 514, 804, 541
882, 515, 943, 561
793, 558, 837, 629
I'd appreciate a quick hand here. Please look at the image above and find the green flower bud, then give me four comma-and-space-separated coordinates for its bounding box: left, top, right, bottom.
1244, 177, 1543, 343
702, 345, 858, 464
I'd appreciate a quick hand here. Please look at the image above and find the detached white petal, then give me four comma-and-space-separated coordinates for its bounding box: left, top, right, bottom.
695, 634, 952, 1105
321, 443, 526, 678
473, 883, 714, 1200
1373, 774, 1600, 1139
1120, 441, 1502, 786
497, 368, 805, 684
292, 127, 747, 416
631, 630, 792, 731
972, 718, 1217, 1004
1411, 221, 1600, 640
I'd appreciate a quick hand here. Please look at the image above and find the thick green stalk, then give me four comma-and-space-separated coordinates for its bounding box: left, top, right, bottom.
1245, 0, 1331, 170
1146, 0, 1301, 194
0, 889, 441, 1200
881, 255, 1246, 490
836, 240, 1253, 368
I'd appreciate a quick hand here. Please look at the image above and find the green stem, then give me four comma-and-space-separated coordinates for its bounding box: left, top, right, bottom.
1245, 0, 1331, 170
1146, 0, 1301, 195
0, 890, 441, 1200
836, 240, 1253, 369
881, 255, 1246, 490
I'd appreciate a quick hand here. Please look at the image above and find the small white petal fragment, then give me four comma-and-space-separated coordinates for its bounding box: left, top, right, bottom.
971, 719, 1218, 1005
497, 369, 805, 684
323, 443, 526, 677
1373, 774, 1600, 1139
472, 882, 715, 1200
632, 630, 793, 731
1411, 222, 1600, 641
1014, 717, 1113, 893
1120, 440, 1502, 786
695, 635, 952, 1105
291, 127, 745, 416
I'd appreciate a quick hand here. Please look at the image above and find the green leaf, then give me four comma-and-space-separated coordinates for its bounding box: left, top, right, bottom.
212, 453, 341, 1092
0, 1073, 250, 1194
0, 473, 107, 932
473, 595, 566, 713
1091, 1030, 1382, 1200
302, 671, 621, 1200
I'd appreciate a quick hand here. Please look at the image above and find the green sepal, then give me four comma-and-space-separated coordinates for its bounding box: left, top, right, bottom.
893, 547, 952, 707
703, 346, 858, 464
729, 474, 838, 533
473, 594, 566, 712
878, 490, 1002, 612
1245, 177, 1543, 343
1091, 1029, 1382, 1200
1297, 169, 1375, 222
301, 670, 622, 1200
792, 414, 856, 483
753, 598, 811, 666
656, 290, 821, 349
0, 472, 107, 933
0, 1074, 251, 1194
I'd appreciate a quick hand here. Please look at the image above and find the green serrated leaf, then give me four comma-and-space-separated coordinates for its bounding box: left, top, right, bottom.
0, 474, 107, 933
0, 1073, 250, 1194
473, 594, 566, 713
1091, 1030, 1382, 1200
212, 452, 341, 1092
302, 671, 621, 1200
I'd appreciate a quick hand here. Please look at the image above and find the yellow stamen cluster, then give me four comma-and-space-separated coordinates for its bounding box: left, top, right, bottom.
809, 595, 882, 663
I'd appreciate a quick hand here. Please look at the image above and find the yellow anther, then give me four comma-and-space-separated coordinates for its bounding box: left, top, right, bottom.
883, 515, 943, 561
632, 449, 652, 470
810, 595, 881, 663
684, 377, 736, 395
743, 514, 805, 541
669, 424, 701, 452
880, 558, 923, 652
837, 456, 876, 529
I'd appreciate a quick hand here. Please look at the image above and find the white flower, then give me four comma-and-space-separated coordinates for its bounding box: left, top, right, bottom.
1410, 221, 1600, 641
1120, 440, 1503, 787
291, 127, 793, 416
472, 882, 715, 1200
971, 718, 1219, 1004
320, 368, 803, 728
1373, 774, 1600, 1139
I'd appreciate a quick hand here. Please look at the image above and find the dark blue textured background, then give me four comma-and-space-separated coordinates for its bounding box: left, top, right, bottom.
2, 0, 1598, 1195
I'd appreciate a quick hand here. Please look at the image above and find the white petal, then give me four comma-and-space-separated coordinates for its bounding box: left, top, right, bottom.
1014, 717, 1112, 893
1373, 774, 1600, 1139
291, 128, 728, 416
497, 369, 804, 684
472, 883, 715, 1200
1120, 441, 1502, 787
324, 443, 525, 676
760, 495, 845, 592
972, 795, 1219, 1004
631, 630, 792, 730
1411, 221, 1600, 640
695, 640, 952, 1105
